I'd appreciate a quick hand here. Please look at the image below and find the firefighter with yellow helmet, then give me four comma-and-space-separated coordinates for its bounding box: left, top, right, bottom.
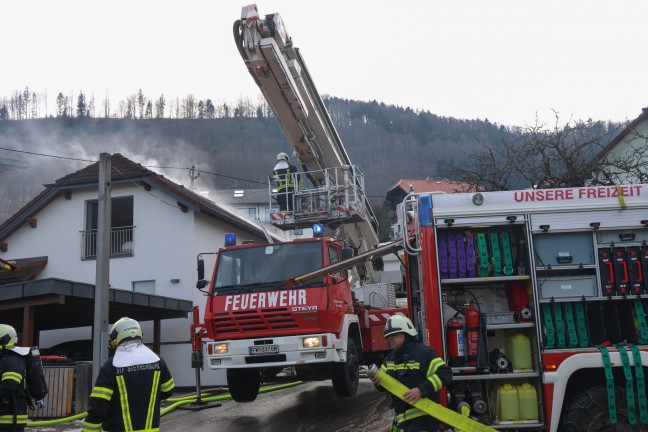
82, 317, 174, 432
370, 315, 452, 432
0, 324, 29, 432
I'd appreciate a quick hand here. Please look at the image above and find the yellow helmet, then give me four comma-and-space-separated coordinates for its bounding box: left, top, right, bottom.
384, 315, 418, 338
0, 324, 18, 348
109, 317, 142, 348
277, 152, 289, 162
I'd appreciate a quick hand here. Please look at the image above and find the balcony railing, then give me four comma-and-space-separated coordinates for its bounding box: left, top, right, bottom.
80, 226, 135, 260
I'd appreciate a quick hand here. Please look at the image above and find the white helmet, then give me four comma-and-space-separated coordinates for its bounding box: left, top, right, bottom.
277, 152, 289, 162
0, 324, 18, 348
109, 317, 142, 348
384, 315, 418, 338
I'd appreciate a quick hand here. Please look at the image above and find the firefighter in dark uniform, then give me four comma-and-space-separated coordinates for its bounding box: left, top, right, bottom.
370, 315, 452, 432
0, 324, 28, 432
273, 152, 298, 212
82, 317, 174, 432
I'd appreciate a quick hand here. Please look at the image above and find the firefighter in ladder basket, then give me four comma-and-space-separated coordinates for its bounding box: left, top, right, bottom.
272, 152, 298, 212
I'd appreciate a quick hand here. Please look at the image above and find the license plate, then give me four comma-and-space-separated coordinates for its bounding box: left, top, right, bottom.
249, 345, 279, 355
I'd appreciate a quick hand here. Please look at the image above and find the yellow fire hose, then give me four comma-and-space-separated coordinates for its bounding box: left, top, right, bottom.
26, 381, 303, 427
367, 366, 496, 432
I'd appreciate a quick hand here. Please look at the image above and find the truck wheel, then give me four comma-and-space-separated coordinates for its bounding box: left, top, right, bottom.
332, 338, 359, 397
561, 384, 644, 431
227, 368, 260, 402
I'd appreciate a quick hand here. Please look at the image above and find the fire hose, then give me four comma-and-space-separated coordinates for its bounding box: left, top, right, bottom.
367, 365, 496, 432
25, 381, 303, 428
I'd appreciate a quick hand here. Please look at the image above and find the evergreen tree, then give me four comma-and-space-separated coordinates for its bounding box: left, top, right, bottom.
76, 92, 87, 118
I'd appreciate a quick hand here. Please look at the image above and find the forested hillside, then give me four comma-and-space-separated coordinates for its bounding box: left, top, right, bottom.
0, 96, 510, 222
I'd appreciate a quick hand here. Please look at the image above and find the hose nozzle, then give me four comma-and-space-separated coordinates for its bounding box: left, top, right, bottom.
367, 364, 378, 378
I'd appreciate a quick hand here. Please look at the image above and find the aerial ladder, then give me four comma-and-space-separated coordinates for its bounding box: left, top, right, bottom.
234, 4, 382, 283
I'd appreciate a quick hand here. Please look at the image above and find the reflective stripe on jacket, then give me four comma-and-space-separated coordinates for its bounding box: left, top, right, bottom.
82, 357, 174, 432
378, 340, 452, 430
273, 163, 297, 191
0, 349, 28, 429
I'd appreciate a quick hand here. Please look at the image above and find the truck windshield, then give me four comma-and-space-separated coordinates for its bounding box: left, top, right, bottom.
213, 241, 324, 290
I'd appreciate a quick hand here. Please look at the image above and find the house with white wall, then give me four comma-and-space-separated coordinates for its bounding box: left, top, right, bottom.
209, 187, 312, 238
595, 106, 648, 184
0, 153, 285, 387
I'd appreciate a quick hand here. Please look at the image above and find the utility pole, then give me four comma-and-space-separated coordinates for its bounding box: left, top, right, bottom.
189, 165, 200, 190
92, 153, 112, 383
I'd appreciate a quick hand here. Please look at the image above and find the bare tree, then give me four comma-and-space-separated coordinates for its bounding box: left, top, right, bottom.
56, 92, 65, 117
183, 94, 197, 119
43, 89, 48, 118
154, 94, 165, 118
125, 94, 137, 119
145, 101, 153, 119
137, 89, 146, 119
102, 91, 111, 118
89, 92, 95, 118
442, 112, 625, 191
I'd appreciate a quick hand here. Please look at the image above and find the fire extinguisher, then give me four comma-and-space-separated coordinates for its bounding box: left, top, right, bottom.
446, 317, 465, 367
465, 304, 480, 366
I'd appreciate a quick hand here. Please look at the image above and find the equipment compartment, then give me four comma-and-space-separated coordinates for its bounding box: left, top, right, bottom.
533, 232, 595, 268
537, 275, 598, 299
596, 229, 648, 245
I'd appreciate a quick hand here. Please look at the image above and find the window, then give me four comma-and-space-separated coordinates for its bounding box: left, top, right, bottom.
327, 243, 345, 278
235, 207, 257, 219
81, 196, 135, 259
213, 241, 324, 290
133, 280, 155, 294
263, 207, 279, 222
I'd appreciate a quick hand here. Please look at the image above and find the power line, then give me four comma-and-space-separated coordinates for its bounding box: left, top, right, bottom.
0, 146, 96, 162
0, 146, 267, 186
0, 146, 389, 197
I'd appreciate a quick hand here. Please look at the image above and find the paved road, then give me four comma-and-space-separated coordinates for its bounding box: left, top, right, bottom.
29, 379, 394, 432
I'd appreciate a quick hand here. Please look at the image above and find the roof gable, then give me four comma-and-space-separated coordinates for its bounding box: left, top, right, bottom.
598, 107, 648, 159
52, 153, 153, 187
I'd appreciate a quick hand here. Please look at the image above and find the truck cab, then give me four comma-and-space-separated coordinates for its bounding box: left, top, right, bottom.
198, 230, 362, 402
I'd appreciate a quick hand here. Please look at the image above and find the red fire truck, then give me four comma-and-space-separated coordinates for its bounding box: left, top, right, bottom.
396, 185, 648, 431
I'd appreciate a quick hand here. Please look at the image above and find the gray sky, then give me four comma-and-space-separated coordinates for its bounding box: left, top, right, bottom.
3, 0, 647, 126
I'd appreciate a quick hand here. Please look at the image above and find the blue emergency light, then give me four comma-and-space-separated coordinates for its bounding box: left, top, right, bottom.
312, 224, 324, 237
418, 195, 432, 227
224, 233, 237, 246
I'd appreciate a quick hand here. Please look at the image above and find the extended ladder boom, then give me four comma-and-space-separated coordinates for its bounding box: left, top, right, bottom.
234, 4, 380, 268
235, 4, 351, 178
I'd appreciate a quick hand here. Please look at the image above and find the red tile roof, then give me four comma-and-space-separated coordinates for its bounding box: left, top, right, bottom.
388, 178, 473, 194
